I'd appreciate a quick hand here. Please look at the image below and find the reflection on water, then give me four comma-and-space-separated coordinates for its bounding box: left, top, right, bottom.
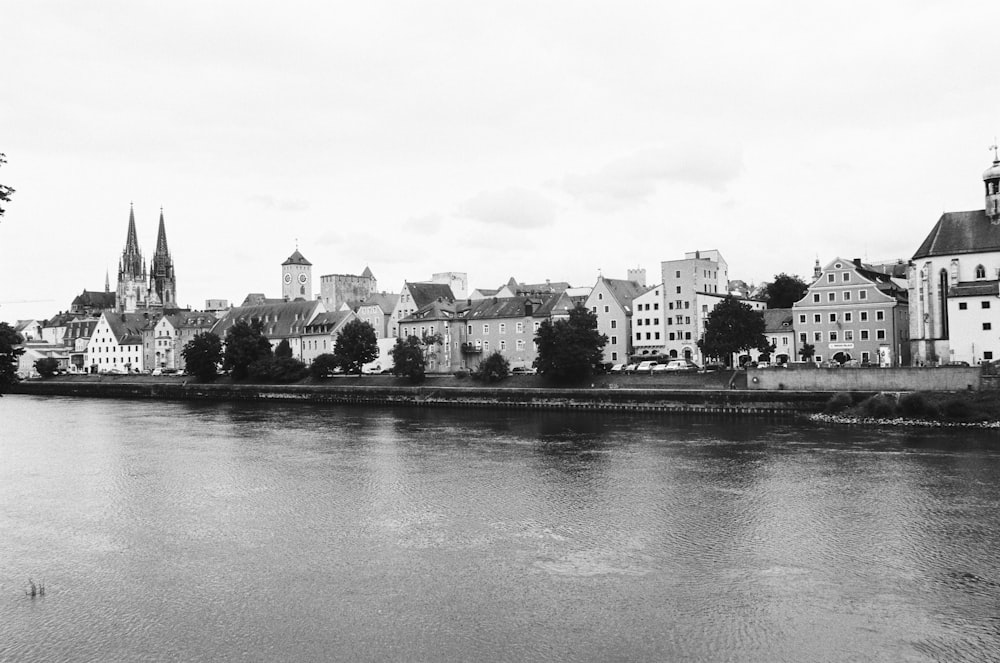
2, 395, 1000, 662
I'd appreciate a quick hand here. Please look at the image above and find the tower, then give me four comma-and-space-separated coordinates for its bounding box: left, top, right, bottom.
985, 142, 1000, 224
282, 248, 312, 300
116, 204, 149, 312
149, 208, 177, 308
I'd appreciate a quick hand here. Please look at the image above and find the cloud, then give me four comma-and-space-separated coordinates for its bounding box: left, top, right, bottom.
561, 144, 743, 211
457, 187, 557, 229
246, 194, 309, 212
402, 213, 443, 233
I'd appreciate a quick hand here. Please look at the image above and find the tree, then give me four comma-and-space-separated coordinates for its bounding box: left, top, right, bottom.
223, 319, 272, 380
757, 341, 776, 364
34, 357, 59, 378
0, 323, 24, 394
472, 351, 510, 383
334, 319, 379, 375
310, 353, 340, 379
274, 338, 293, 359
248, 355, 308, 383
391, 335, 426, 383
533, 303, 608, 383
799, 342, 816, 362
697, 297, 768, 367
761, 273, 808, 309
0, 153, 14, 220
182, 332, 223, 382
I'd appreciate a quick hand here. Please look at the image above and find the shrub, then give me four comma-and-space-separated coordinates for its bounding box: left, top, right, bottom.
861, 393, 897, 418
898, 392, 939, 419
310, 353, 339, 379
248, 356, 308, 383
472, 351, 510, 383
824, 392, 853, 414
942, 398, 973, 421
454, 370, 469, 379
34, 357, 60, 378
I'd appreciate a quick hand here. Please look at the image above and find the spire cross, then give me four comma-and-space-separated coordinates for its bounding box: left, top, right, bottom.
991, 138, 999, 162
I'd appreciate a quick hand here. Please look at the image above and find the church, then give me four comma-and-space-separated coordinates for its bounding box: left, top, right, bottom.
115, 204, 178, 312
908, 153, 1000, 365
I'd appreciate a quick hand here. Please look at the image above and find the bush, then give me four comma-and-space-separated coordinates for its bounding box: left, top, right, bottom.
472, 351, 510, 383
942, 398, 973, 421
248, 356, 308, 383
861, 393, 897, 418
34, 357, 60, 378
898, 392, 939, 419
824, 392, 853, 414
310, 353, 339, 379
453, 370, 469, 379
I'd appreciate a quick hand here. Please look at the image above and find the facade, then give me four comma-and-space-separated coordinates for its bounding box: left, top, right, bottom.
631, 284, 666, 357
148, 210, 177, 308
585, 276, 645, 364
319, 267, 377, 311
908, 156, 1000, 365
211, 299, 325, 361
300, 310, 357, 365
144, 314, 181, 370
390, 282, 455, 338
356, 292, 398, 338
281, 249, 313, 301
64, 317, 99, 372
115, 205, 178, 312
175, 312, 219, 371
431, 272, 468, 300
661, 250, 730, 362
70, 289, 116, 316
793, 258, 909, 366
86, 312, 150, 373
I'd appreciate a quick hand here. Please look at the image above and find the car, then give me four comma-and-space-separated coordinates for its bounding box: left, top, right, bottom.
511, 366, 537, 375
650, 363, 670, 373
151, 368, 163, 376
161, 367, 178, 374
623, 363, 640, 373
609, 363, 626, 373
361, 363, 382, 375
634, 360, 658, 373
104, 367, 125, 375
663, 359, 700, 372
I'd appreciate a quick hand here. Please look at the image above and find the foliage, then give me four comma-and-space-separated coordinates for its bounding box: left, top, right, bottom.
861, 393, 897, 418
0, 322, 24, 394
696, 297, 767, 367
334, 319, 379, 375
453, 369, 469, 379
799, 342, 816, 361
761, 273, 808, 309
391, 336, 426, 383
0, 153, 14, 220
223, 319, 273, 380
309, 353, 340, 379
274, 338, 293, 359
898, 392, 938, 419
248, 356, 308, 383
472, 351, 510, 383
181, 331, 223, 382
824, 392, 853, 414
533, 304, 608, 383
757, 341, 776, 363
34, 357, 59, 378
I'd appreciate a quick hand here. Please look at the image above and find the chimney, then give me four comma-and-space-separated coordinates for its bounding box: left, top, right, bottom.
853, 258, 862, 268
525, 301, 533, 316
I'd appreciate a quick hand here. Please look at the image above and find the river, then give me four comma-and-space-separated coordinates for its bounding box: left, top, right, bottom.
2, 395, 999, 662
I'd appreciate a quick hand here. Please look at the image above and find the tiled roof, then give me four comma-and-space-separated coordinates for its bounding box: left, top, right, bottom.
460, 294, 562, 320
177, 312, 218, 329
600, 277, 646, 312
762, 308, 794, 333
405, 282, 455, 307
357, 292, 398, 312
281, 250, 312, 266
912, 209, 1000, 259
212, 300, 324, 339
104, 312, 156, 346
949, 280, 1000, 297
71, 290, 116, 310
303, 310, 354, 333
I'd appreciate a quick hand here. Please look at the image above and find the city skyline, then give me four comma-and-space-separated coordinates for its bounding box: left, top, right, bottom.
3, 1, 1000, 324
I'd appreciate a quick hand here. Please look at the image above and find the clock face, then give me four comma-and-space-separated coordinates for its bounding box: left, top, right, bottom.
298, 273, 308, 284
284, 273, 292, 284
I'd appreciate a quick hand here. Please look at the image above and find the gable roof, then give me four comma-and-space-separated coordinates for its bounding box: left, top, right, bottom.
71, 290, 116, 311
405, 282, 455, 307
912, 209, 1000, 259
103, 312, 156, 345
212, 299, 324, 339
357, 292, 398, 312
762, 308, 794, 333
303, 310, 355, 334
282, 249, 312, 266
597, 277, 646, 312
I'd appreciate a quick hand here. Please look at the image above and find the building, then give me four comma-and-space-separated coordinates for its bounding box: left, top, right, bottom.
908, 154, 1000, 365
631, 284, 666, 357
761, 308, 796, 365
356, 292, 398, 338
144, 314, 182, 371
64, 316, 99, 372
319, 267, 377, 311
585, 275, 646, 364
115, 205, 178, 312
431, 272, 468, 300
70, 289, 115, 316
390, 281, 455, 337
211, 299, 325, 361
661, 250, 731, 362
793, 258, 909, 366
86, 312, 151, 373
175, 312, 219, 372
281, 249, 313, 301
148, 210, 177, 308
300, 310, 357, 365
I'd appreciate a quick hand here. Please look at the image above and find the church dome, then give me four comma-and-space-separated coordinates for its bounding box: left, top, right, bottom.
983, 160, 1000, 182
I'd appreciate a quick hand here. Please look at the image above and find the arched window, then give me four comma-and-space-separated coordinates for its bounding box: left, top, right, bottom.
939, 269, 949, 338
976, 264, 986, 279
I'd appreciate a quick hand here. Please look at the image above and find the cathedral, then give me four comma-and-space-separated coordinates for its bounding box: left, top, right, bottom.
116, 204, 177, 312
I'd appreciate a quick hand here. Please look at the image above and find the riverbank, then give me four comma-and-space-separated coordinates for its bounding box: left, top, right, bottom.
10, 373, 834, 417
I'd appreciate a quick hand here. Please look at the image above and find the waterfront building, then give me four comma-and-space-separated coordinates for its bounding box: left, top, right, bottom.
211, 299, 325, 361
909, 154, 1000, 365
631, 284, 666, 358
300, 310, 357, 365
356, 292, 398, 338
585, 275, 646, 364
175, 312, 219, 372
793, 257, 909, 366
86, 311, 151, 373
144, 314, 181, 371
281, 249, 313, 301
64, 316, 99, 372
319, 267, 377, 311
15, 342, 69, 378
661, 250, 733, 363
390, 281, 455, 338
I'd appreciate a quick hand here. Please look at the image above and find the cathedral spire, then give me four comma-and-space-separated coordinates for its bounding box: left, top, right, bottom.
105, 269, 109, 293
155, 206, 169, 255
124, 203, 141, 255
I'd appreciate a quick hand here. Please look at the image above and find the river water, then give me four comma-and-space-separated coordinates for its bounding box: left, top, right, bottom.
2, 395, 999, 662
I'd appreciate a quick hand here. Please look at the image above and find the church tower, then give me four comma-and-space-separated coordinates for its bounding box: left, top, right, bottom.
984, 145, 1000, 224
282, 248, 312, 300
116, 204, 149, 312
149, 208, 177, 308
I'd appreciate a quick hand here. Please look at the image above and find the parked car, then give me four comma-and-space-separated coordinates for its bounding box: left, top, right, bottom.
151, 368, 162, 376
650, 363, 670, 373
635, 360, 658, 373
609, 363, 626, 373
663, 359, 699, 372
623, 363, 640, 373
511, 366, 537, 375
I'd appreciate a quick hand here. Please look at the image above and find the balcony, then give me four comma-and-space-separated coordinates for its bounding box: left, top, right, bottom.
461, 342, 482, 354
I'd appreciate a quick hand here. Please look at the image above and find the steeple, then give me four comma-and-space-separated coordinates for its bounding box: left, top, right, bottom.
985, 140, 1000, 224
149, 206, 177, 308
117, 203, 148, 312
105, 269, 109, 293
155, 207, 169, 255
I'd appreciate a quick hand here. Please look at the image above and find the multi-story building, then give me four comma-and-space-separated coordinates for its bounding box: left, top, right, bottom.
86, 312, 150, 373
793, 258, 909, 366
319, 267, 377, 311
909, 154, 1000, 365
356, 293, 398, 338
300, 310, 357, 365
586, 275, 646, 364
281, 249, 313, 301
661, 250, 730, 362
390, 282, 455, 338
145, 314, 180, 370
211, 299, 325, 361
175, 312, 219, 372
631, 284, 666, 358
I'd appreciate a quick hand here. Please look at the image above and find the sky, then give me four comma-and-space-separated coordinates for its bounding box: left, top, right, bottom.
3, 1, 1000, 324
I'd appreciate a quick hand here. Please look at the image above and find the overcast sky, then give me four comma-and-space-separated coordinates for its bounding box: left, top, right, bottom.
3, 1, 1000, 324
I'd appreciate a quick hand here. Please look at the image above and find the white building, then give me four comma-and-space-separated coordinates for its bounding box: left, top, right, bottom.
86, 312, 150, 373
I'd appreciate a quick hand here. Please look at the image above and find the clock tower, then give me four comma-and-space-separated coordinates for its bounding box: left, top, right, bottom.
282, 248, 312, 300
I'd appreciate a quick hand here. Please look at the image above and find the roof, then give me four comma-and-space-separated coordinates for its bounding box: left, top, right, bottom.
103, 312, 156, 346
176, 312, 219, 329
281, 249, 312, 266
241, 293, 286, 306
211, 299, 324, 339
515, 281, 570, 295
361, 266, 374, 278
762, 308, 794, 333
405, 282, 455, 307
356, 292, 398, 312
303, 310, 355, 333
949, 280, 1000, 297
597, 277, 646, 313
460, 294, 563, 320
71, 290, 116, 310
912, 210, 1000, 259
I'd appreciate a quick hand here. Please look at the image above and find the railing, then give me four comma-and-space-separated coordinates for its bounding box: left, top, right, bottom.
461, 342, 482, 354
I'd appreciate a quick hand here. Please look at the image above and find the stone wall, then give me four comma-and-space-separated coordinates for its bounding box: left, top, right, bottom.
747, 366, 982, 392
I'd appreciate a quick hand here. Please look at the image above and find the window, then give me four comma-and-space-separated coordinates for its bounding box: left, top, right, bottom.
976, 265, 986, 279
645, 332, 651, 340
636, 332, 641, 341
814, 314, 821, 323
598, 292, 603, 300
498, 323, 506, 334
483, 324, 490, 334
959, 302, 968, 310
983, 301, 992, 309
829, 331, 838, 341
799, 314, 806, 324
675, 270, 681, 278
676, 286, 682, 294
845, 330, 854, 341
685, 332, 692, 340
654, 303, 659, 310
610, 336, 617, 345
655, 332, 660, 340
843, 273, 851, 282
844, 312, 852, 322
610, 320, 617, 329
876, 311, 885, 321
813, 331, 822, 342
985, 323, 993, 331
876, 329, 886, 340
861, 351, 870, 363
611, 352, 618, 361
860, 311, 868, 322
685, 317, 691, 324
828, 292, 836, 302
604, 306, 609, 313
516, 322, 524, 333
986, 351, 994, 360
637, 318, 643, 326
669, 332, 675, 340
827, 273, 835, 283
516, 339, 525, 351
813, 294, 821, 303
684, 302, 690, 309
499, 340, 506, 350
829, 313, 837, 323
815, 355, 823, 363
534, 321, 541, 331
484, 341, 490, 352
859, 291, 867, 300
844, 291, 851, 301
860, 330, 870, 340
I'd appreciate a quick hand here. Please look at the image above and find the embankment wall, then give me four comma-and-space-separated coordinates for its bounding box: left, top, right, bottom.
747, 366, 983, 392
